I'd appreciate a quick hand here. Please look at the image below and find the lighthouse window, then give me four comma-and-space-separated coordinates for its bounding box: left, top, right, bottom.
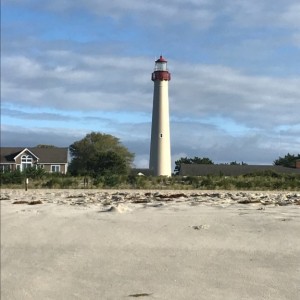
156, 63, 167, 71
160, 134, 163, 138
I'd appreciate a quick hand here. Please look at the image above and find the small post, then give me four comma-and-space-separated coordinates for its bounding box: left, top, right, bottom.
25, 178, 29, 191
84, 177, 87, 188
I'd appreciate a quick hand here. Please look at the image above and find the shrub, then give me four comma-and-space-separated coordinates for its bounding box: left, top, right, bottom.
23, 166, 46, 179
59, 178, 76, 188
42, 177, 61, 188
135, 176, 148, 188
0, 170, 23, 184
93, 176, 105, 187
104, 174, 121, 187
200, 177, 215, 189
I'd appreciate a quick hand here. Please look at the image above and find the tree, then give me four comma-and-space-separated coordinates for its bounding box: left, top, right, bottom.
273, 153, 300, 168
229, 161, 248, 165
92, 151, 128, 176
68, 132, 134, 176
192, 157, 214, 165
174, 156, 214, 175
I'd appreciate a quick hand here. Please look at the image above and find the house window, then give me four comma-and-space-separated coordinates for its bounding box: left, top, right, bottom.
51, 165, 60, 173
21, 155, 32, 171
1, 165, 11, 172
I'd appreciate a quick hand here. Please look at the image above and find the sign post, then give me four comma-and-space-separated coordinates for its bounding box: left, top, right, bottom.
25, 178, 29, 191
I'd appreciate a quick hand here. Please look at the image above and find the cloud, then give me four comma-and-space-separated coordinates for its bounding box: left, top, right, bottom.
291, 33, 300, 48
2, 50, 300, 131
171, 62, 300, 128
1, 52, 152, 111
0, 125, 85, 148
280, 3, 300, 28
3, 1, 299, 73
5, 0, 300, 30
170, 121, 299, 165
39, 0, 216, 30
2, 119, 298, 168
1, 108, 75, 121
2, 0, 299, 168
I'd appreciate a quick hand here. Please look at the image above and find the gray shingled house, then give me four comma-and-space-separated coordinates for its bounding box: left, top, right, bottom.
179, 163, 300, 176
0, 147, 68, 174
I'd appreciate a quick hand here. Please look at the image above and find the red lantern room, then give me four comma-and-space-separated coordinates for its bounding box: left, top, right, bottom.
151, 55, 171, 81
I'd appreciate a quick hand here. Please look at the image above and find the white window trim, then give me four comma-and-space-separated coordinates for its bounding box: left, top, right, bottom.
51, 165, 61, 173
14, 148, 39, 161
21, 155, 33, 171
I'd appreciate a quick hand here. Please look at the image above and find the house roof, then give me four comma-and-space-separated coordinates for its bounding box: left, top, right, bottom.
13, 148, 39, 160
179, 164, 300, 176
0, 147, 68, 164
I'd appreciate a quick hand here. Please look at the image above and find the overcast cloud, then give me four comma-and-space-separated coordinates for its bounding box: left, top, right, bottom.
1, 0, 299, 169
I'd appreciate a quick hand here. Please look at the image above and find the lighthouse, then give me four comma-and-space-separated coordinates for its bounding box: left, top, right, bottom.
149, 55, 172, 176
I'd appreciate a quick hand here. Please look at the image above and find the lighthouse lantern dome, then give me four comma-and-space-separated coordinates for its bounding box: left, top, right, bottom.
155, 55, 168, 71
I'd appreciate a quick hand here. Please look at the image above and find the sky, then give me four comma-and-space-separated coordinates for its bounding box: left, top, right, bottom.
1, 0, 300, 169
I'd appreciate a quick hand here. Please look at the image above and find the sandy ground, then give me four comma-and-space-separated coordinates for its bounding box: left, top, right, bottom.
1, 189, 300, 300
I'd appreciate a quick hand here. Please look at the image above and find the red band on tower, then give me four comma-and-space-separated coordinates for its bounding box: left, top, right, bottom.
151, 71, 171, 81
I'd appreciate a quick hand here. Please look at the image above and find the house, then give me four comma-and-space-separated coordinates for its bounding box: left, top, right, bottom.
179, 163, 300, 176
0, 147, 69, 174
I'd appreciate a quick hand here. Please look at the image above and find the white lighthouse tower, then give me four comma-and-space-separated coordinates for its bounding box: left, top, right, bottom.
149, 55, 172, 176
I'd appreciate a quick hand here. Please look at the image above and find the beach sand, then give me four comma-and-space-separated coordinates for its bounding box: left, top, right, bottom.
1, 189, 300, 299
